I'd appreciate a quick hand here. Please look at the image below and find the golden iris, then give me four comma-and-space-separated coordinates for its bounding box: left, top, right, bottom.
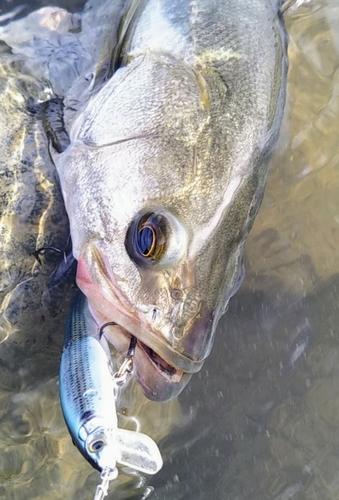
135, 213, 166, 261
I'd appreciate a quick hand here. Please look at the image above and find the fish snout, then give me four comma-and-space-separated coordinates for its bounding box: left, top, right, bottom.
173, 305, 215, 362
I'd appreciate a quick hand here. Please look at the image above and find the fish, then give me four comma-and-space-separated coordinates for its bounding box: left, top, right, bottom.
59, 290, 163, 474
54, 0, 288, 401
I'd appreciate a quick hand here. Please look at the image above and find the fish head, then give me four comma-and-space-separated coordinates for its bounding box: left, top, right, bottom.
56, 38, 286, 401
59, 141, 262, 402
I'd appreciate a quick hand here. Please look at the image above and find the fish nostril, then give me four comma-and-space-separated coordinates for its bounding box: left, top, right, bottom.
171, 288, 183, 300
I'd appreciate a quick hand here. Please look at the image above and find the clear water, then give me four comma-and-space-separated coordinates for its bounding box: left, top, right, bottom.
1, 1, 339, 499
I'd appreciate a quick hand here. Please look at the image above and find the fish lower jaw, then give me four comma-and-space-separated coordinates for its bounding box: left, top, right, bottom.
136, 340, 180, 379
132, 338, 192, 401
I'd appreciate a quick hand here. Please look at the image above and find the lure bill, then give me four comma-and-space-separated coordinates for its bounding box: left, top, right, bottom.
59, 291, 163, 494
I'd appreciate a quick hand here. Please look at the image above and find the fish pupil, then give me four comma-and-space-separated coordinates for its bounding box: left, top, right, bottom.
138, 226, 155, 257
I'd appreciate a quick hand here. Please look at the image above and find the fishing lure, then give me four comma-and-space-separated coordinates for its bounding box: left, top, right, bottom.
59, 291, 163, 499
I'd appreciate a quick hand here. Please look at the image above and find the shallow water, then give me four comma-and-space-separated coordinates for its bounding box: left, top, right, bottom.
0, 0, 339, 499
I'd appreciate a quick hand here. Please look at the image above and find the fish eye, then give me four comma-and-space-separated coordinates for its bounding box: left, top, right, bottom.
87, 437, 106, 453
126, 212, 167, 264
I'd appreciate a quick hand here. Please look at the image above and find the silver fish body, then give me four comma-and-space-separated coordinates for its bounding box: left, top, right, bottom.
59, 291, 163, 473
55, 0, 288, 401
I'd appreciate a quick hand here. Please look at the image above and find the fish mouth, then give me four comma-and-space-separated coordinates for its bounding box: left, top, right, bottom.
138, 341, 176, 376
94, 314, 192, 401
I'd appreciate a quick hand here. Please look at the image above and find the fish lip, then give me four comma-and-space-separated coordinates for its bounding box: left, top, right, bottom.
77, 244, 200, 400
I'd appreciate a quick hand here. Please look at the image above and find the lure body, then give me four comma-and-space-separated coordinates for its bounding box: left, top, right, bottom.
59, 291, 163, 474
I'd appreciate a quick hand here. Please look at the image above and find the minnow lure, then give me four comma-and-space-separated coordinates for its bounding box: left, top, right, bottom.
59, 291, 163, 498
